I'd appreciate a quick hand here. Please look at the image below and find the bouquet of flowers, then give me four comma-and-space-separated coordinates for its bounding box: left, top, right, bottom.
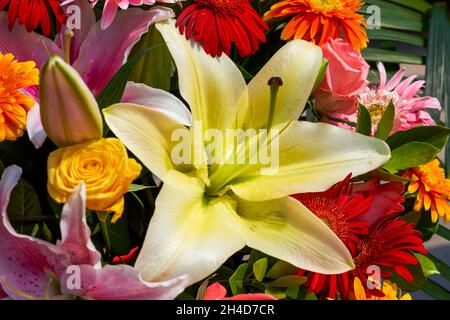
0, 0, 449, 301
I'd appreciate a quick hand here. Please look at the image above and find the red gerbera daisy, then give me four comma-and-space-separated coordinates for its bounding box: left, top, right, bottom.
301, 215, 426, 299
293, 175, 372, 298
0, 0, 67, 36
175, 0, 268, 57
294, 177, 426, 299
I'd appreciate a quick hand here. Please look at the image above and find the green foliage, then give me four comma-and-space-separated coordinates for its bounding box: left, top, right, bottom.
356, 104, 372, 136
383, 142, 439, 173
253, 258, 268, 282
374, 100, 395, 140
229, 263, 248, 295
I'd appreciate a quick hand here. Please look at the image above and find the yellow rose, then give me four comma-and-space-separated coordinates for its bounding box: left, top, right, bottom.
47, 138, 142, 222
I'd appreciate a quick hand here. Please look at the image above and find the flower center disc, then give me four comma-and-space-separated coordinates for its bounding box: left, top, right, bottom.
309, 0, 342, 12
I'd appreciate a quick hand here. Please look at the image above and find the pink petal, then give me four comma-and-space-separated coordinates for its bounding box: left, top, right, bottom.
0, 166, 69, 300
227, 294, 277, 300
57, 184, 101, 267
26, 102, 47, 149
74, 7, 174, 96
203, 282, 227, 300
55, 0, 96, 63
394, 75, 417, 95
385, 69, 406, 91
0, 13, 62, 68
100, 0, 119, 30
121, 82, 192, 126
377, 62, 387, 89
60, 264, 188, 300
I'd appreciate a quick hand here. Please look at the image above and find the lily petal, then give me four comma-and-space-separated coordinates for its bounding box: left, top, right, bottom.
121, 82, 192, 126
103, 103, 187, 180
0, 12, 62, 68
26, 102, 47, 149
237, 196, 355, 274
245, 40, 322, 128
56, 0, 96, 63
57, 183, 101, 267
0, 166, 68, 300
60, 264, 188, 300
156, 20, 249, 131
75, 7, 174, 96
135, 170, 246, 285
231, 121, 390, 201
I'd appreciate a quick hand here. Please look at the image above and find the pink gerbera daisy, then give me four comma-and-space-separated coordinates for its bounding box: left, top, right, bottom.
324, 62, 441, 135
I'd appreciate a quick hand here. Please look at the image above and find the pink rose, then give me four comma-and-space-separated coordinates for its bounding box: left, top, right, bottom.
314, 38, 369, 116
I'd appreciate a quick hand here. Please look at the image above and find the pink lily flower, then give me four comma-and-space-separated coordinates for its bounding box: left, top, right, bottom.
0, 0, 174, 148
0, 165, 188, 300
89, 0, 184, 30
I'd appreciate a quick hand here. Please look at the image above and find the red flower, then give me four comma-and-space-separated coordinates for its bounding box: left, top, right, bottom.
175, 0, 268, 57
204, 282, 276, 300
0, 0, 67, 36
112, 246, 139, 264
293, 175, 372, 298
292, 175, 371, 254
294, 177, 426, 299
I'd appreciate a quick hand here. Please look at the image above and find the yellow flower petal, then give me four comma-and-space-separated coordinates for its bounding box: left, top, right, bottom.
236, 196, 355, 274
231, 121, 390, 201
245, 40, 323, 129
135, 170, 246, 285
155, 20, 249, 131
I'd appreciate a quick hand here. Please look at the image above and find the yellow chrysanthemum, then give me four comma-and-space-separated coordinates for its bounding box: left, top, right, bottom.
403, 159, 450, 223
353, 277, 412, 300
264, 0, 368, 51
0, 52, 39, 142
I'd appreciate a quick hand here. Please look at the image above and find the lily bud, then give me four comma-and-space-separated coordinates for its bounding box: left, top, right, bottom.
39, 55, 103, 147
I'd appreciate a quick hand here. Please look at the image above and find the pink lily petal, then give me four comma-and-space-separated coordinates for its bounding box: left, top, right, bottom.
100, 0, 120, 30
121, 82, 192, 126
0, 166, 69, 300
56, 0, 96, 63
74, 7, 174, 96
0, 12, 62, 68
57, 183, 101, 268
26, 102, 47, 149
60, 264, 188, 300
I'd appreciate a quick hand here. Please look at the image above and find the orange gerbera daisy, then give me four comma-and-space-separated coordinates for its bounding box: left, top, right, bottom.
403, 159, 450, 222
264, 0, 368, 51
0, 52, 39, 142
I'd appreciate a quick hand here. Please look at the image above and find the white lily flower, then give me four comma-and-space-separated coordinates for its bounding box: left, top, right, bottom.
103, 20, 390, 286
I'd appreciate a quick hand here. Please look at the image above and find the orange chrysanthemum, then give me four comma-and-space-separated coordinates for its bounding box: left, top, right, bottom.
264, 0, 368, 51
0, 52, 39, 142
403, 159, 450, 222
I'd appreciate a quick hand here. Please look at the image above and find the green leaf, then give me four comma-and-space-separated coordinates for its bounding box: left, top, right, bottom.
130, 26, 175, 91
266, 260, 298, 279
414, 253, 440, 278
387, 126, 450, 151
414, 211, 439, 241
264, 288, 286, 299
229, 263, 248, 295
374, 100, 395, 140
269, 275, 307, 288
367, 29, 424, 47
7, 178, 42, 235
427, 254, 450, 283
253, 258, 268, 282
437, 225, 450, 242
388, 263, 425, 291
196, 277, 211, 300
383, 142, 440, 173
421, 279, 450, 300
387, 0, 431, 13
356, 104, 372, 136
97, 44, 163, 109
362, 48, 423, 65
312, 59, 329, 91
128, 184, 155, 192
